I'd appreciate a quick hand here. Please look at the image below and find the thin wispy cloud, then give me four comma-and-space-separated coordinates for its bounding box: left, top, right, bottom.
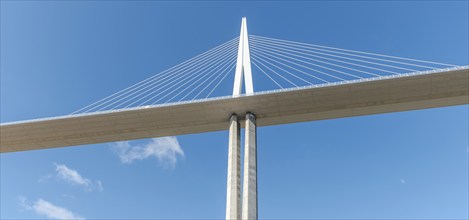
400, 178, 406, 184
61, 194, 77, 200
49, 163, 103, 191
19, 197, 84, 220
112, 136, 184, 168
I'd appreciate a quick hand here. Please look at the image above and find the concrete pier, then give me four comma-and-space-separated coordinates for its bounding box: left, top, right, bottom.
226, 114, 241, 219
242, 113, 257, 220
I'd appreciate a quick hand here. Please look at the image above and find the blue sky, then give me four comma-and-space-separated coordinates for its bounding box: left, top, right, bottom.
1, 1, 468, 219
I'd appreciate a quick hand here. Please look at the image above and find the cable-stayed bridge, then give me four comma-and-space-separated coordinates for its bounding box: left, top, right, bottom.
1, 18, 468, 219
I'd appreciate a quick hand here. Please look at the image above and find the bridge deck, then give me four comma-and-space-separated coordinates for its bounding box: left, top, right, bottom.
1, 67, 468, 153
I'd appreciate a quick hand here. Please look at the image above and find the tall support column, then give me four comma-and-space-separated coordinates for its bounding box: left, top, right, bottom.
226, 114, 241, 220
242, 113, 257, 220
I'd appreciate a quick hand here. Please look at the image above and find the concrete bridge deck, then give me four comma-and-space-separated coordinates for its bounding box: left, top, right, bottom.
1, 66, 468, 153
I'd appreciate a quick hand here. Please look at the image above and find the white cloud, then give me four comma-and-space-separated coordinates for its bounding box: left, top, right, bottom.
112, 136, 184, 168
19, 197, 84, 220
18, 196, 28, 210
54, 163, 102, 191
96, 180, 103, 191
38, 174, 54, 183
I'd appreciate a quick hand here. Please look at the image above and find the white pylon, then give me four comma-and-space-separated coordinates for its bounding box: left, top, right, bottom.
233, 17, 254, 96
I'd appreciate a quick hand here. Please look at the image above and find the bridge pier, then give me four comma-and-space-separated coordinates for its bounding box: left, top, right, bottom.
242, 113, 257, 220
226, 113, 258, 220
226, 114, 241, 219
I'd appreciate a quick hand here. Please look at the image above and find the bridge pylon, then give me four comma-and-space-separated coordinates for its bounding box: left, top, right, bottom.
233, 17, 254, 96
